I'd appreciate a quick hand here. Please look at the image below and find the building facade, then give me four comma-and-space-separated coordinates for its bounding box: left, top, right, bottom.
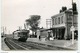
51, 10, 78, 40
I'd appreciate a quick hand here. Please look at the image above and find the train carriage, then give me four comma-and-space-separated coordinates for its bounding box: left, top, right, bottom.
13, 29, 29, 42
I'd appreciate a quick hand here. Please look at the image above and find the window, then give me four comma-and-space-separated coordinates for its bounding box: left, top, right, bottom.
55, 18, 56, 24
52, 19, 54, 25
58, 17, 60, 24
55, 18, 57, 24
61, 16, 63, 23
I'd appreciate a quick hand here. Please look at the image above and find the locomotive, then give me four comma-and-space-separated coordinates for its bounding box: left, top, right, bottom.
13, 29, 29, 42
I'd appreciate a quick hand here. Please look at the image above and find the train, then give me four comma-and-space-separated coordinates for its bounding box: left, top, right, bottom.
13, 29, 29, 42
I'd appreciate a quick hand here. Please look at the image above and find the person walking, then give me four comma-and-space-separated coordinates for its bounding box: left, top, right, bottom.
45, 32, 50, 41
39, 36, 41, 41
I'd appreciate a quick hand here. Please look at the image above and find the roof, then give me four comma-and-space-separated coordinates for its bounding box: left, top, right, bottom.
13, 29, 29, 34
51, 10, 72, 19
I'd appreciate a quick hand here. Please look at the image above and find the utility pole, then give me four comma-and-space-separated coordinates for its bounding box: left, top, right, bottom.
3, 26, 5, 35
72, 0, 74, 26
5, 27, 7, 37
18, 26, 22, 30
71, 0, 75, 44
24, 23, 26, 30
5, 27, 7, 34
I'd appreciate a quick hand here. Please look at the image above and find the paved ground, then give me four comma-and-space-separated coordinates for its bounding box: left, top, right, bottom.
1, 37, 10, 51
27, 38, 78, 50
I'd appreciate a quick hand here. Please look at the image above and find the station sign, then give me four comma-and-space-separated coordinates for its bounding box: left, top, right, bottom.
70, 26, 75, 31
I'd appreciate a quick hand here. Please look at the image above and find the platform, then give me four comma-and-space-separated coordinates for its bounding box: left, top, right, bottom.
27, 38, 78, 50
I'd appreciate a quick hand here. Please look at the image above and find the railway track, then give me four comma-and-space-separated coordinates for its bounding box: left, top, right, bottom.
13, 40, 73, 50
4, 38, 28, 50
12, 40, 54, 50
4, 38, 73, 50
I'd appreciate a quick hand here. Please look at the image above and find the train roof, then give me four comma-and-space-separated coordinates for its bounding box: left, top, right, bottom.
13, 29, 29, 34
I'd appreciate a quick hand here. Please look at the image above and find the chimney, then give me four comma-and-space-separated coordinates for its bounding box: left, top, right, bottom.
62, 7, 67, 11
72, 3, 78, 14
59, 6, 67, 13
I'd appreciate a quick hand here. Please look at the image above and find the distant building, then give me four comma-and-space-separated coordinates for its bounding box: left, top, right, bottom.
46, 19, 52, 29
51, 9, 78, 40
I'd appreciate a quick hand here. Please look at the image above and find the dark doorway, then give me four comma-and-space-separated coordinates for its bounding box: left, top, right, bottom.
58, 28, 65, 39
61, 28, 65, 39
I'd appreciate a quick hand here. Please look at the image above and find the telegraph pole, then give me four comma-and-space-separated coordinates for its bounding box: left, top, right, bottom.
2, 27, 6, 36
71, 0, 75, 44
24, 23, 26, 29
18, 26, 22, 30
72, 0, 74, 26
5, 27, 7, 37
2, 27, 4, 36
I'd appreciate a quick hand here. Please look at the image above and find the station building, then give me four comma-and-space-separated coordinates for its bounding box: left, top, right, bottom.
51, 9, 78, 40
37, 3, 78, 40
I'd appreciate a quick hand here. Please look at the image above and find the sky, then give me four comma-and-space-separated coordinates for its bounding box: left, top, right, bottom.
1, 0, 77, 34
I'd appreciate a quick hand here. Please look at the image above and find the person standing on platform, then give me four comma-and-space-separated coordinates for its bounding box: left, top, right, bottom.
39, 36, 41, 41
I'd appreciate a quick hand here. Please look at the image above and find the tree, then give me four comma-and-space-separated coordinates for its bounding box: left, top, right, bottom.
25, 15, 41, 35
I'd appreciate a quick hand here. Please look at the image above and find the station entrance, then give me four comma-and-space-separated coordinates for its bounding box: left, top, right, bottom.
52, 28, 65, 40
